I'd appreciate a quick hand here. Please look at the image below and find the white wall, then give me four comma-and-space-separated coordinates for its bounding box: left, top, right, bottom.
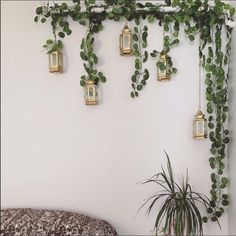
1, 1, 234, 235
228, 1, 236, 235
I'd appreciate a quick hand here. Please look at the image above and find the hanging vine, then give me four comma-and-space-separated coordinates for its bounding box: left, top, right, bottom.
80, 6, 107, 86
131, 18, 149, 97
34, 0, 235, 225
150, 14, 179, 78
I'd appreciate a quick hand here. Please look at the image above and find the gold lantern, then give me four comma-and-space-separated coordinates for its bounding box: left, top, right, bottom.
193, 110, 207, 139
84, 80, 98, 105
157, 52, 170, 81
193, 38, 207, 139
120, 24, 133, 56
49, 50, 63, 73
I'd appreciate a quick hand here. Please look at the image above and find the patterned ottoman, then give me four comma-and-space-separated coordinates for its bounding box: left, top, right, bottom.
0, 208, 117, 235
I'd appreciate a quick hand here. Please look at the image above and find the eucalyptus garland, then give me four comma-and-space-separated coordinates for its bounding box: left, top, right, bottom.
35, 0, 235, 225
80, 31, 107, 86
131, 18, 149, 97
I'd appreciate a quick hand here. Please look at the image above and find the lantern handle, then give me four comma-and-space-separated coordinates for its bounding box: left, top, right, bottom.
125, 18, 128, 26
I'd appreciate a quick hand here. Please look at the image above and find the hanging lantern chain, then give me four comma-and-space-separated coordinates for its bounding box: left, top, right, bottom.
198, 36, 202, 111
162, 11, 165, 50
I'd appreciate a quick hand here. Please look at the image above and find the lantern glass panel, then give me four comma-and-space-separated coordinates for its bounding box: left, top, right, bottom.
49, 51, 63, 73
193, 111, 207, 139
58, 53, 63, 67
89, 87, 94, 97
124, 35, 130, 49
84, 81, 98, 105
52, 53, 57, 65
157, 54, 170, 81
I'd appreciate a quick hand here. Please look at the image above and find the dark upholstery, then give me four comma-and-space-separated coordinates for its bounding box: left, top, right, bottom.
0, 208, 117, 236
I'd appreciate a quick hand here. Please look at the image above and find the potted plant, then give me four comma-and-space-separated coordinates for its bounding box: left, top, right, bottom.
139, 152, 218, 236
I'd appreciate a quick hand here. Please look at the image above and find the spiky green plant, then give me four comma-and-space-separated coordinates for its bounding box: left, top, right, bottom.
139, 152, 219, 236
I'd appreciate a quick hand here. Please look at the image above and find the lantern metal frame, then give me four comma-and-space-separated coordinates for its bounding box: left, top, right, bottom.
120, 24, 133, 56
193, 110, 208, 139
157, 53, 171, 81
49, 50, 63, 73
84, 79, 98, 105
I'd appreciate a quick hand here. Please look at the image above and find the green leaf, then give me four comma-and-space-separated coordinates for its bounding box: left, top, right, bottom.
92, 54, 98, 64
205, 79, 213, 86
145, 2, 153, 7
164, 24, 169, 32
41, 18, 46, 23
222, 200, 229, 206
137, 84, 143, 91
173, 30, 179, 38
211, 217, 217, 222
58, 32, 65, 38
223, 137, 230, 144
142, 42, 147, 48
131, 75, 137, 82
36, 7, 42, 15
206, 58, 212, 64
80, 52, 87, 60
188, 35, 195, 41
224, 130, 229, 135
80, 80, 86, 87
219, 162, 225, 170
67, 30, 72, 35
207, 208, 213, 213
216, 211, 222, 218
172, 67, 177, 73
158, 62, 166, 71
135, 59, 141, 70
208, 123, 214, 129
210, 200, 216, 207
222, 177, 228, 185
100, 76, 106, 83
133, 34, 138, 41
46, 39, 53, 45
142, 31, 148, 41
134, 26, 138, 33
230, 7, 236, 17
141, 80, 146, 86
61, 3, 68, 9
135, 18, 140, 25
57, 40, 63, 49
143, 69, 149, 80
79, 19, 86, 26
143, 51, 148, 63
147, 15, 155, 23
222, 194, 228, 199
34, 16, 38, 22
172, 39, 180, 45
150, 53, 156, 57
